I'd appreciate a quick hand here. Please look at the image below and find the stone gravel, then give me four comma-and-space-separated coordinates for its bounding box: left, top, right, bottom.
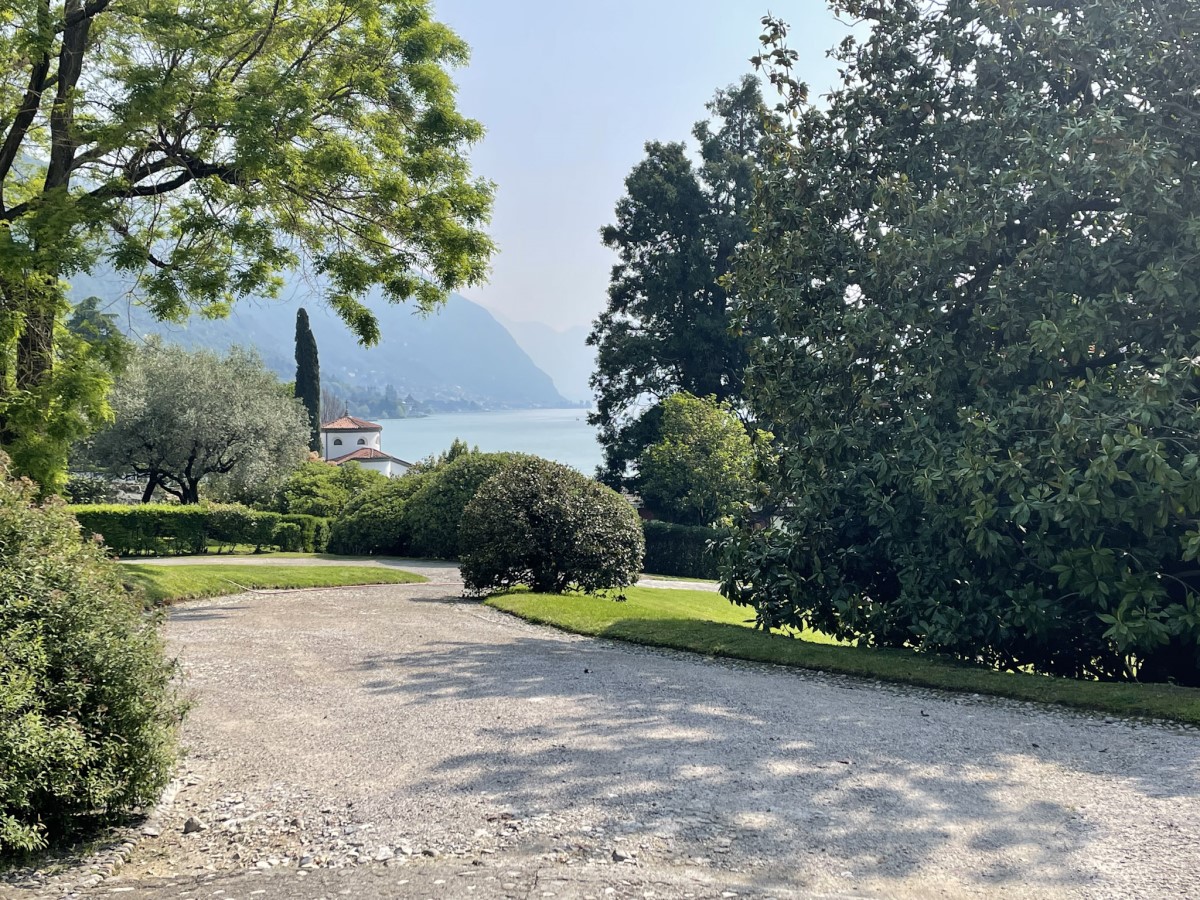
7, 579, 1200, 899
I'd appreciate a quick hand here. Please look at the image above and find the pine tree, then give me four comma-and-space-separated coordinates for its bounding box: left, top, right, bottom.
294, 309, 321, 453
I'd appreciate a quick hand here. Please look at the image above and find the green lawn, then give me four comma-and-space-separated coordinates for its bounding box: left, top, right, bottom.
122, 563, 426, 605
487, 587, 1200, 727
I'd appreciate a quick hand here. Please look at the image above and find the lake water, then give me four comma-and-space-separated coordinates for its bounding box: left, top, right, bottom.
378, 408, 602, 474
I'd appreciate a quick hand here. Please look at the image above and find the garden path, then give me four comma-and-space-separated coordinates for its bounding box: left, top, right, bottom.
85, 581, 1198, 899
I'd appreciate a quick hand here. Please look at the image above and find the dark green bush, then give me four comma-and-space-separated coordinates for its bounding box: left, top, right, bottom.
404, 452, 529, 558
71, 504, 209, 555
459, 458, 645, 594
70, 504, 325, 556
327, 474, 431, 555
280, 514, 330, 553
272, 460, 388, 519
643, 521, 728, 579
1, 456, 181, 854
271, 521, 304, 552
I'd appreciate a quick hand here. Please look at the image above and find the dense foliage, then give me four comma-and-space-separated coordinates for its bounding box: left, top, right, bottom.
404, 451, 528, 558
642, 521, 728, 581
460, 458, 644, 594
724, 2, 1200, 683
272, 460, 388, 519
637, 393, 756, 526
72, 504, 329, 556
589, 77, 775, 488
86, 343, 310, 504
0, 456, 180, 854
0, 0, 493, 489
294, 309, 321, 453
326, 474, 431, 556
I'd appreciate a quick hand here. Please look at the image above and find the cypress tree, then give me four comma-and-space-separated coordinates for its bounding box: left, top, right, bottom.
294, 308, 321, 452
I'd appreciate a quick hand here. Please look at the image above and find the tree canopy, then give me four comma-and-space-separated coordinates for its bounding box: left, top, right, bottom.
637, 392, 756, 527
588, 77, 774, 488
0, 0, 494, 488
87, 342, 309, 503
723, 2, 1200, 684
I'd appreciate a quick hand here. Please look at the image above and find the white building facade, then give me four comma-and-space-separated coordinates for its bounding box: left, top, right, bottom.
320, 416, 412, 478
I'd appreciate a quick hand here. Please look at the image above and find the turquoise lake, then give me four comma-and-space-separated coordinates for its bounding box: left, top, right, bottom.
378, 408, 602, 474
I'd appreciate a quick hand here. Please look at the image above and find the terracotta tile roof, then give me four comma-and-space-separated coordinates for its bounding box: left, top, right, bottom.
329, 447, 412, 466
321, 415, 383, 431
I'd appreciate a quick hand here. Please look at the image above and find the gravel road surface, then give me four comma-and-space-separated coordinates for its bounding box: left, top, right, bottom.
12, 580, 1200, 899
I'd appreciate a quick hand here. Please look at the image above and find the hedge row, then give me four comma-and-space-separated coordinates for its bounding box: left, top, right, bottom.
70, 504, 329, 556
642, 521, 729, 580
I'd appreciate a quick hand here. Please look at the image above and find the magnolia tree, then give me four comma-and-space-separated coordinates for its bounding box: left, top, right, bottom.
0, 0, 494, 490
724, 1, 1200, 684
87, 343, 309, 503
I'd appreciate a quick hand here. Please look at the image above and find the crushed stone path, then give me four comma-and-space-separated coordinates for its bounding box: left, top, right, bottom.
19, 581, 1200, 899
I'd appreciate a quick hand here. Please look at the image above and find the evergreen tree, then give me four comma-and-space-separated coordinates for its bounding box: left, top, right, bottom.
294, 308, 321, 452
588, 77, 775, 489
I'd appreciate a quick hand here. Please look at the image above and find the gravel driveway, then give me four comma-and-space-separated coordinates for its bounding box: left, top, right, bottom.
51, 582, 1200, 898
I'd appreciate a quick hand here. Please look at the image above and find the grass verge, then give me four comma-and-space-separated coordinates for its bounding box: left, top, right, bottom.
486, 587, 1200, 726
122, 564, 426, 605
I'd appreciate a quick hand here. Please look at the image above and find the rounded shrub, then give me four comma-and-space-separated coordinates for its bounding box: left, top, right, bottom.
404, 452, 529, 558
0, 455, 181, 854
326, 473, 431, 555
459, 457, 645, 594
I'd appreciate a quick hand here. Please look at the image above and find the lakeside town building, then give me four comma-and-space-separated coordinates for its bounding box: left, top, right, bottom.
319, 416, 412, 478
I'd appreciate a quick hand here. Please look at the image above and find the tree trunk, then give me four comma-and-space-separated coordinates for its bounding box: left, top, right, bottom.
141, 473, 159, 503
182, 479, 201, 504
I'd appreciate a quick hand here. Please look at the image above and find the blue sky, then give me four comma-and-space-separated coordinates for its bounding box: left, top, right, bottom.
431, 0, 853, 330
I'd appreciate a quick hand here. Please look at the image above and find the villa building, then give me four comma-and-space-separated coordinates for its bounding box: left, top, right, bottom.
319, 416, 412, 478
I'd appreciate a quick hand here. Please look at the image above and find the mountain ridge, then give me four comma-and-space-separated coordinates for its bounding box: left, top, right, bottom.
69, 272, 570, 414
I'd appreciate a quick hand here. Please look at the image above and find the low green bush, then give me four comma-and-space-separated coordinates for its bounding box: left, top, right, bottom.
281, 513, 330, 553
327, 474, 431, 555
71, 504, 209, 555
271, 460, 388, 519
643, 521, 728, 579
271, 521, 304, 552
404, 452, 529, 558
70, 504, 326, 556
460, 457, 645, 594
1, 456, 182, 855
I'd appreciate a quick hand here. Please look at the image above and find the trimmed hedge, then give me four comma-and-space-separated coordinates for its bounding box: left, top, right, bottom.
70, 504, 329, 556
642, 521, 729, 580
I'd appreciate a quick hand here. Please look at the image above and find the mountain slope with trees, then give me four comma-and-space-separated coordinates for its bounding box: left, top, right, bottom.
72, 272, 568, 412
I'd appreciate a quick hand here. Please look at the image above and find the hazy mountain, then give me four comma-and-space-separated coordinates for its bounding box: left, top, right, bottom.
70, 272, 569, 412
492, 313, 596, 404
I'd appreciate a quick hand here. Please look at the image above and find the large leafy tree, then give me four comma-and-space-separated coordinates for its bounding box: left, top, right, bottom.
0, 0, 494, 489
637, 392, 756, 526
725, 3, 1200, 683
588, 77, 773, 487
87, 342, 309, 503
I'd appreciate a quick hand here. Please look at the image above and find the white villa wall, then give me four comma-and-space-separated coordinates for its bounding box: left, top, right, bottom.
322, 429, 381, 460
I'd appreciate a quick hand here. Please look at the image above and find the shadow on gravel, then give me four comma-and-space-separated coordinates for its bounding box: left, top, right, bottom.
169, 604, 248, 622
346, 631, 1200, 895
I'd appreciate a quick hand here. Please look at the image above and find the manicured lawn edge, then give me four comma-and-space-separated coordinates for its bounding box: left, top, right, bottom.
486, 591, 1200, 727
122, 563, 426, 605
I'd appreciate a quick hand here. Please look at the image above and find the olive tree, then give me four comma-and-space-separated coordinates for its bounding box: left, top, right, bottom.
87, 342, 310, 503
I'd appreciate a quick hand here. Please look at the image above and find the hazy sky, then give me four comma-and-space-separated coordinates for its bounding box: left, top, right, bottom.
431, 0, 852, 331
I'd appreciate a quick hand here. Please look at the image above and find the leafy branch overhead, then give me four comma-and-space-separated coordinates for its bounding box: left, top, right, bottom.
0, 0, 494, 490
0, 0, 495, 328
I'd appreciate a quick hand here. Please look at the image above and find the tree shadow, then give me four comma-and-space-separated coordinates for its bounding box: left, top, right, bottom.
342, 622, 1200, 895
168, 603, 248, 622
